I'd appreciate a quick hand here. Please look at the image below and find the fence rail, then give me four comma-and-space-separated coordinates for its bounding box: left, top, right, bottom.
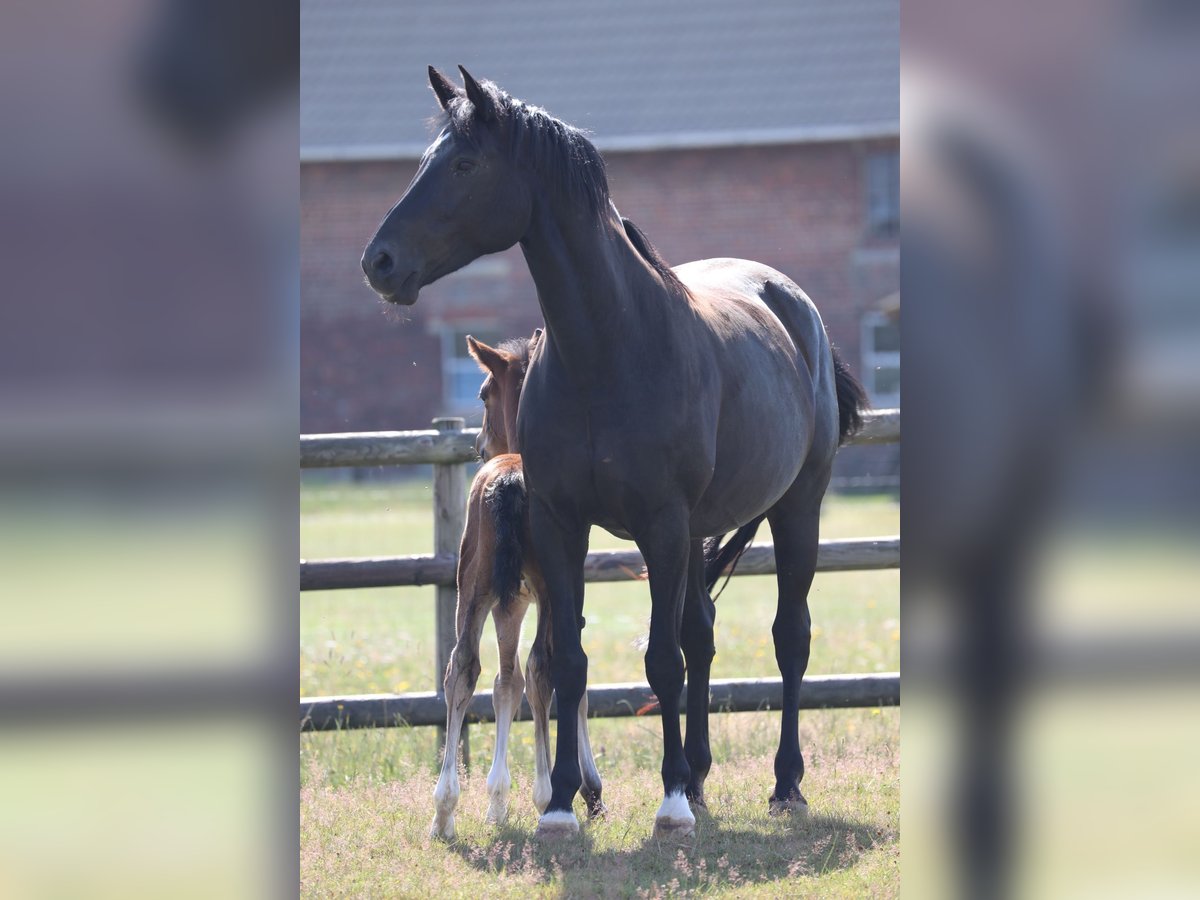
300, 408, 899, 469
301, 537, 899, 591
302, 673, 900, 731
300, 409, 901, 736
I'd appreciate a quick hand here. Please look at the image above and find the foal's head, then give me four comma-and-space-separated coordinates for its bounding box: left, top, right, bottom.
467, 329, 541, 461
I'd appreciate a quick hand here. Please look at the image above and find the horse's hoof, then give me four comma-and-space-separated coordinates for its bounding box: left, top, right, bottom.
653, 792, 696, 840
653, 818, 696, 840
429, 815, 456, 841
585, 799, 609, 821
535, 810, 580, 838
768, 796, 809, 818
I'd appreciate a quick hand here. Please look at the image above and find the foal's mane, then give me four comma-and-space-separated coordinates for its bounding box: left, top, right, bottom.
497, 335, 533, 380
439, 80, 690, 300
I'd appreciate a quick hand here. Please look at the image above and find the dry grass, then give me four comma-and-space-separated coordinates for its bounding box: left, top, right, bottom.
301, 711, 898, 899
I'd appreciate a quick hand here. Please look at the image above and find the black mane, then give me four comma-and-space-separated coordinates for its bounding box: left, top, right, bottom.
440, 79, 690, 301
440, 80, 610, 215
620, 217, 690, 299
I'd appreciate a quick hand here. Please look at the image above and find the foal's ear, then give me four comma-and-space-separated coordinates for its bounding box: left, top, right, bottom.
530, 327, 544, 349
466, 335, 507, 375
428, 65, 459, 110
458, 65, 496, 123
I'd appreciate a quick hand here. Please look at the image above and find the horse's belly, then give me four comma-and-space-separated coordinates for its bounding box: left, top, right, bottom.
690, 373, 814, 536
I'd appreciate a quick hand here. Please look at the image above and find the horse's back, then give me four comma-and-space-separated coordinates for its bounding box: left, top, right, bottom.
678, 258, 838, 453
677, 259, 831, 375
674, 258, 840, 531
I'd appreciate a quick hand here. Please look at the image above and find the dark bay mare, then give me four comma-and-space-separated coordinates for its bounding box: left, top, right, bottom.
362, 67, 867, 838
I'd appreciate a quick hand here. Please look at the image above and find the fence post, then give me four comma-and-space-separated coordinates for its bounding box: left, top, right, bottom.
432, 416, 469, 768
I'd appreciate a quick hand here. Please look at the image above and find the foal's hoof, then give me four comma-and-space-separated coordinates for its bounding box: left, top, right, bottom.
429, 814, 456, 841
653, 792, 696, 840
535, 810, 580, 838
486, 796, 510, 825
768, 795, 809, 819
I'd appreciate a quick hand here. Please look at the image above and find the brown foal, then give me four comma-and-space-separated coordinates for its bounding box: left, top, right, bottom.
431, 330, 605, 840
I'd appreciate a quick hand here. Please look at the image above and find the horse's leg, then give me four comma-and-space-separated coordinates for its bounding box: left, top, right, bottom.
486, 594, 529, 824
681, 538, 716, 808
577, 689, 607, 819
636, 509, 695, 839
529, 499, 589, 836
430, 583, 491, 840
765, 480, 825, 815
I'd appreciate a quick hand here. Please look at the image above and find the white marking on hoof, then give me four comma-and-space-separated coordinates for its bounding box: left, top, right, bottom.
485, 766, 510, 824
535, 809, 580, 837
429, 813, 456, 841
653, 791, 696, 839
486, 791, 510, 825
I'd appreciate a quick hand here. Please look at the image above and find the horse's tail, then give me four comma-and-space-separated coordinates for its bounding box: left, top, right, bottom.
483, 468, 528, 608
832, 344, 870, 444
703, 514, 767, 596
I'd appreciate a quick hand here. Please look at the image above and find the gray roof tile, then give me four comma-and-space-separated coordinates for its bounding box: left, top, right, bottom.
302, 0, 898, 158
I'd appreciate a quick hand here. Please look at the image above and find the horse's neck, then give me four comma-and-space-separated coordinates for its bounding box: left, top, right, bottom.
519, 205, 663, 383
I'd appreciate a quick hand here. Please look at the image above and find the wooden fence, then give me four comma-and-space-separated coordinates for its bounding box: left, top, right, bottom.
300, 409, 900, 737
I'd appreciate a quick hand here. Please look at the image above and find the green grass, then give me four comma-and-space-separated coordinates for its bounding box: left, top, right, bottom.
300, 480, 899, 896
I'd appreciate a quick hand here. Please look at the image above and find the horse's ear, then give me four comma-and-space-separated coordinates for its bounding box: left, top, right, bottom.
458, 65, 496, 123
428, 65, 458, 110
531, 327, 544, 348
466, 335, 507, 375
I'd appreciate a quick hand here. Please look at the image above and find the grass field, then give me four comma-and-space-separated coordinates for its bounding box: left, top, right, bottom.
300, 478, 899, 897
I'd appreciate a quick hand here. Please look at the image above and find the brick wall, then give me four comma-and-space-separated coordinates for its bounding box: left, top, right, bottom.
301, 138, 897, 434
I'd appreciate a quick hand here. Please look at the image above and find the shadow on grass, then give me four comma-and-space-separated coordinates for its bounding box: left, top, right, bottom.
446, 805, 893, 896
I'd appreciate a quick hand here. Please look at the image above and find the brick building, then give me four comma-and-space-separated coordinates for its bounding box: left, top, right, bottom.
301, 0, 899, 463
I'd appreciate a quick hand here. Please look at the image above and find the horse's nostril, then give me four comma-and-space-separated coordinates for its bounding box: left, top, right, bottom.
372, 249, 394, 276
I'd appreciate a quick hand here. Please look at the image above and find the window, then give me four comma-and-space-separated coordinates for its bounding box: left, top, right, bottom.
866, 151, 899, 237
861, 311, 900, 407
440, 326, 503, 413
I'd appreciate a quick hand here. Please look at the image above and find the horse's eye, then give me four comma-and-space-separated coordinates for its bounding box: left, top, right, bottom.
454, 158, 477, 174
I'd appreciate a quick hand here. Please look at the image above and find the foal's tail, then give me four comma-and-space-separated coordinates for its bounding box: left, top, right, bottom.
482, 469, 528, 608
832, 344, 869, 444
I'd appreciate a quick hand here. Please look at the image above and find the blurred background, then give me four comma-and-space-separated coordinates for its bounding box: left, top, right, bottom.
903, 0, 1200, 897
0, 0, 296, 896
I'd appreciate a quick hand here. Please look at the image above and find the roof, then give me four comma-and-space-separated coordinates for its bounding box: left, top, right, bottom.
301, 0, 898, 160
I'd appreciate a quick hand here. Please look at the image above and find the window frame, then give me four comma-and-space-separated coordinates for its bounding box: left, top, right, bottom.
860, 310, 900, 407
865, 149, 900, 238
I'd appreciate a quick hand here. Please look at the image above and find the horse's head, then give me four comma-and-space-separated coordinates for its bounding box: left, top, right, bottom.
362, 67, 533, 305
467, 329, 540, 461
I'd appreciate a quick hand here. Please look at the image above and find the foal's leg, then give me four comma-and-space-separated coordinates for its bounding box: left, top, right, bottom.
681, 539, 717, 808
486, 594, 529, 824
577, 690, 607, 819
524, 595, 554, 815
765, 484, 824, 815
529, 500, 590, 836
431, 586, 491, 840
636, 509, 695, 839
